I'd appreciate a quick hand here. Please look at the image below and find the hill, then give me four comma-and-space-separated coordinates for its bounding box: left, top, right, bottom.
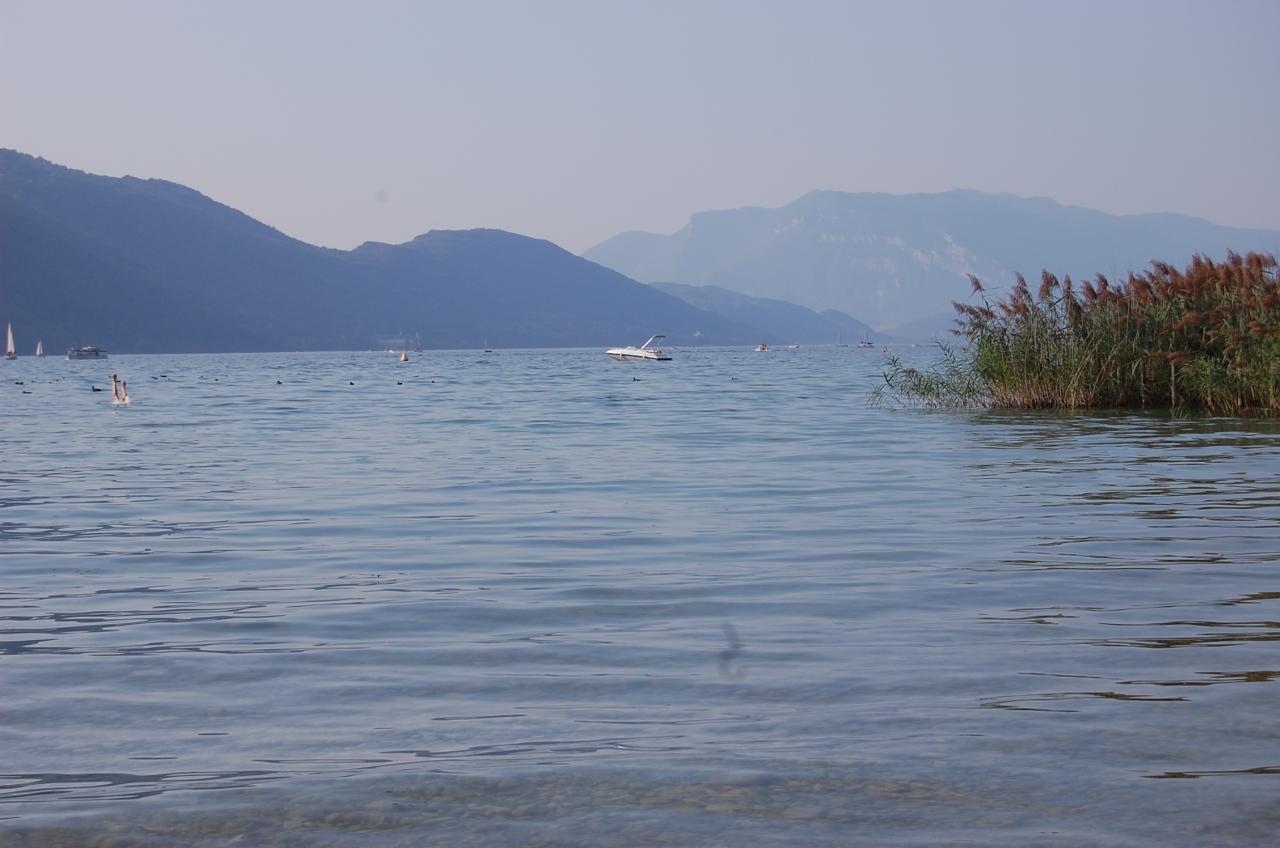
649, 282, 878, 344
584, 190, 1280, 329
0, 150, 754, 353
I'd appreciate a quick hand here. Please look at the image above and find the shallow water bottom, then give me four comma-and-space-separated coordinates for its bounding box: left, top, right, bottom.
7, 759, 1279, 848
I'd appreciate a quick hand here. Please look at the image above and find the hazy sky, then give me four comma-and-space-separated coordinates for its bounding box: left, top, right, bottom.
3, 0, 1278, 253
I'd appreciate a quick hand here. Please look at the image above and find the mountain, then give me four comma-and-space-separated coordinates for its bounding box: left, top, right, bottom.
584, 190, 1280, 329
649, 282, 878, 344
0, 150, 755, 353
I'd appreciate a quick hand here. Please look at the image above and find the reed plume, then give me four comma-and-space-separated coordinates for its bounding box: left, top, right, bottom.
878, 252, 1280, 415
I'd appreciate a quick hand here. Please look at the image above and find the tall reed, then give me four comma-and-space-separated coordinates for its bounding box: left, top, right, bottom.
879, 252, 1280, 415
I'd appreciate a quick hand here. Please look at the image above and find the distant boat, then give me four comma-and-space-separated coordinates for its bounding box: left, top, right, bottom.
834, 333, 849, 348
67, 346, 108, 359
857, 330, 874, 349
35, 340, 44, 357
755, 342, 769, 352
400, 351, 409, 362
4, 323, 14, 360
607, 334, 671, 362
484, 340, 492, 353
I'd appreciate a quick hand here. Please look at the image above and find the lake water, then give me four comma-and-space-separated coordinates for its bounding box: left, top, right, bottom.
2, 347, 1278, 846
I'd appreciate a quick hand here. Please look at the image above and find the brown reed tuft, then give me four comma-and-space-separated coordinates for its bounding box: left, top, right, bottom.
878, 252, 1280, 415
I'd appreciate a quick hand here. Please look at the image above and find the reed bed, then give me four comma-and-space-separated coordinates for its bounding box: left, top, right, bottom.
879, 252, 1280, 415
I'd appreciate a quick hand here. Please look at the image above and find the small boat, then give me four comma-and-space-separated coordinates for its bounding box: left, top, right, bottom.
67, 346, 109, 359
4, 323, 14, 360
785, 344, 800, 350
857, 330, 875, 349
607, 334, 672, 362
35, 340, 44, 357
755, 342, 769, 352
400, 351, 409, 362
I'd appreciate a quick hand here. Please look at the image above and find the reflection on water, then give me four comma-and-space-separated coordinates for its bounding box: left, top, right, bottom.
2, 348, 1278, 845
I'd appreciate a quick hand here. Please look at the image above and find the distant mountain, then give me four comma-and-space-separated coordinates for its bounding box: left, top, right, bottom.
650, 282, 878, 344
882, 312, 957, 343
0, 150, 754, 353
585, 190, 1280, 329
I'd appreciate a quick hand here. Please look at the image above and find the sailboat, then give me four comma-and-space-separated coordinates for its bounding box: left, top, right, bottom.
4, 323, 15, 360
35, 340, 44, 357
857, 328, 875, 349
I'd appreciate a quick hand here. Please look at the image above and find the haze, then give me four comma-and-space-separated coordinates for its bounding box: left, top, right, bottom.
3, 0, 1277, 254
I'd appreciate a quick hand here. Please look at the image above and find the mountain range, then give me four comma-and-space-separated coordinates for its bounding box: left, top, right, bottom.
586, 190, 1280, 332
0, 150, 762, 354
6, 149, 1276, 353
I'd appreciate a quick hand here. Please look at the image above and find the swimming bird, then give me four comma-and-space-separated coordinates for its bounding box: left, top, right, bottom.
349, 381, 355, 386
276, 380, 282, 385
91, 385, 102, 392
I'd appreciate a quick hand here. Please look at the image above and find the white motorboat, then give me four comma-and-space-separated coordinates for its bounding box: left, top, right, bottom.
607, 334, 671, 362
755, 342, 769, 352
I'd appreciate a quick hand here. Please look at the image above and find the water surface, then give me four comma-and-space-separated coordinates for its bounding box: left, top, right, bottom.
2, 347, 1278, 845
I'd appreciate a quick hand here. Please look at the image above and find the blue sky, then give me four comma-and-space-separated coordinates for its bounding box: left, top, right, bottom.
2, 0, 1277, 252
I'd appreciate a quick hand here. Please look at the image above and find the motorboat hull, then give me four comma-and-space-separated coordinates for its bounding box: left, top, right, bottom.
606, 335, 671, 361
607, 348, 671, 361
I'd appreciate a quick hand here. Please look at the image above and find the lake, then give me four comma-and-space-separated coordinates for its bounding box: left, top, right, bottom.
2, 347, 1278, 846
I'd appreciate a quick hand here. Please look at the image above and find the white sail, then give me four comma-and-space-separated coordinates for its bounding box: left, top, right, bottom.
4, 323, 14, 358
35, 340, 44, 357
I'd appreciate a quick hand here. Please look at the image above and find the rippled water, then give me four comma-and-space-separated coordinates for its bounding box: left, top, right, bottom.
3, 347, 1278, 846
